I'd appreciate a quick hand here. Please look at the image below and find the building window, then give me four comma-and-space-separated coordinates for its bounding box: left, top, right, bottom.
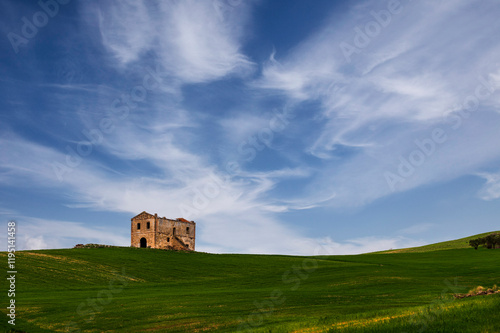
167, 237, 170, 242
173, 227, 176, 235
147, 222, 150, 229
137, 223, 141, 230
186, 227, 189, 233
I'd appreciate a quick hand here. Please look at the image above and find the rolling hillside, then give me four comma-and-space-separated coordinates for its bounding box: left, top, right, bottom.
380, 230, 500, 253
1, 233, 500, 333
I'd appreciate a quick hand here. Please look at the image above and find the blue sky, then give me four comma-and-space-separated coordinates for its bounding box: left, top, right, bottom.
1, 0, 500, 254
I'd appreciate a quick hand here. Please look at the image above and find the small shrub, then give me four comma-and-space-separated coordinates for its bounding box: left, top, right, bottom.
468, 286, 485, 295
73, 243, 115, 249
456, 285, 500, 298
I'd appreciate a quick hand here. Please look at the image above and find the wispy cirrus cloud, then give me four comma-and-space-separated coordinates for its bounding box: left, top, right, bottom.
253, 0, 500, 207
0, 119, 412, 254
0, 133, 317, 253
87, 0, 255, 83
2, 0, 499, 255
96, 0, 155, 64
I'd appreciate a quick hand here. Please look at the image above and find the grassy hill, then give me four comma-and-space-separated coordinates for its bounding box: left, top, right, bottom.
1, 233, 500, 333
380, 230, 500, 253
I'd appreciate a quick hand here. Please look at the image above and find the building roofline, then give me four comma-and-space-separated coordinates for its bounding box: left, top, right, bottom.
131, 211, 154, 219
131, 211, 194, 224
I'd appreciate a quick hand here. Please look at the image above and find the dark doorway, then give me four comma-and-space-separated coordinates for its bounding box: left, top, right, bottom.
140, 237, 147, 248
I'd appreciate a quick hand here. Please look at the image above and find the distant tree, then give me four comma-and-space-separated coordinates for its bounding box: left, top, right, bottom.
485, 234, 497, 249
468, 233, 499, 250
469, 239, 481, 250
489, 233, 500, 249
478, 236, 487, 248
469, 239, 476, 250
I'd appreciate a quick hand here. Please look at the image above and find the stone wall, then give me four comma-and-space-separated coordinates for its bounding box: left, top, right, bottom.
156, 218, 195, 250
131, 212, 157, 248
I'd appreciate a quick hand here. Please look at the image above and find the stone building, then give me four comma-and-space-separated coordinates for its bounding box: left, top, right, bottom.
131, 211, 195, 251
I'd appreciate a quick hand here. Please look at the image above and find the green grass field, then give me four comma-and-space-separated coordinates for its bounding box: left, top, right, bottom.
1, 232, 499, 332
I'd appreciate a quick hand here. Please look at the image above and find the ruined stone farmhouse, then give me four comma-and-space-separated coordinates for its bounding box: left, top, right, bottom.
131, 211, 195, 251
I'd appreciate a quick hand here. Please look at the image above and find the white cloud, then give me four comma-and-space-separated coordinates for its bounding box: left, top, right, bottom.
23, 236, 49, 251
96, 0, 155, 64
257, 0, 500, 123
253, 0, 500, 208
0, 134, 311, 253
301, 110, 500, 208
87, 0, 255, 83
158, 0, 255, 82
0, 134, 67, 187
0, 130, 417, 254
477, 172, 500, 201
0, 217, 130, 251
